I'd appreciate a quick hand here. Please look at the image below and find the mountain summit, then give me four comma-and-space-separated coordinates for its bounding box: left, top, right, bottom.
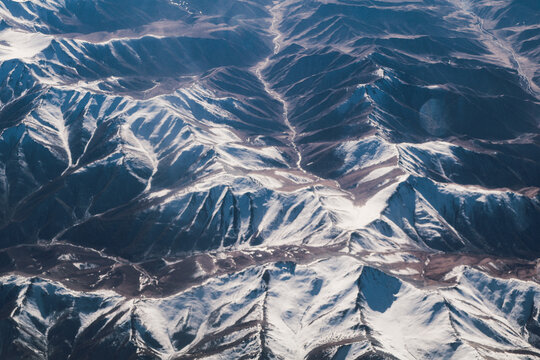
0, 0, 539, 358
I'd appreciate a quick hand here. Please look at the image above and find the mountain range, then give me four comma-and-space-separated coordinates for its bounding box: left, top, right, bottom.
0, 0, 539, 358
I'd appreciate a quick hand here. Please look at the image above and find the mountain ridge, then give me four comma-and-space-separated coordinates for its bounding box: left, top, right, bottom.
0, 0, 538, 358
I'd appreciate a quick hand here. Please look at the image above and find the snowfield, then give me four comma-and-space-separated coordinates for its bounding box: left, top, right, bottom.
0, 0, 538, 358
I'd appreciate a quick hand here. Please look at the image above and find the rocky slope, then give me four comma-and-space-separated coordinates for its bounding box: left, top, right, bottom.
0, 0, 538, 358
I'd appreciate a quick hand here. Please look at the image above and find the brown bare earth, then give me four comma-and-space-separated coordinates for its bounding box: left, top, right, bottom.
1, 243, 538, 299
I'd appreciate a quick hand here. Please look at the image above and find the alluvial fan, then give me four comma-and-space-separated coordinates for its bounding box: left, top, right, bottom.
0, 0, 539, 358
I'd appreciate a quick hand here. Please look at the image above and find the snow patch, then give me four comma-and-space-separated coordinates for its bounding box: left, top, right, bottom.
0, 29, 51, 60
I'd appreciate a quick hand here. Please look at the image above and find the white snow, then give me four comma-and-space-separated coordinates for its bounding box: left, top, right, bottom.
73, 262, 98, 270
0, 29, 51, 61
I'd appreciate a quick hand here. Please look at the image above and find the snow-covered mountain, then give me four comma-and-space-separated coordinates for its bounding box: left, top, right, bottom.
0, 0, 538, 358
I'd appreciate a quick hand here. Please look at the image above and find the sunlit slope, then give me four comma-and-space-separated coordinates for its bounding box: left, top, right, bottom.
0, 0, 538, 358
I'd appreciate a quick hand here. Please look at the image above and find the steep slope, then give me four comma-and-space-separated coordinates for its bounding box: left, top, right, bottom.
2, 258, 540, 359
0, 0, 538, 358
